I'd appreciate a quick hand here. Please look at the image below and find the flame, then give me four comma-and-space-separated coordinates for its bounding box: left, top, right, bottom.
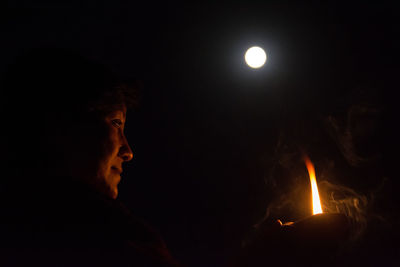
304, 156, 323, 215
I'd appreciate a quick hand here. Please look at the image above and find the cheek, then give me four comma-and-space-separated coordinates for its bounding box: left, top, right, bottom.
77, 129, 116, 175
98, 129, 121, 164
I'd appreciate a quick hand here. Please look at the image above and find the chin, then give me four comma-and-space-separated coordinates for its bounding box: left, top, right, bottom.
110, 189, 118, 199
105, 174, 120, 199
107, 183, 119, 199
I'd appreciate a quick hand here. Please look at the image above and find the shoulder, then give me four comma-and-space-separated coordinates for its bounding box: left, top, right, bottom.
0, 183, 181, 267
106, 200, 180, 266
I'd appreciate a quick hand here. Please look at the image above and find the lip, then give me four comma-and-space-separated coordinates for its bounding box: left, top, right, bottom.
111, 166, 123, 174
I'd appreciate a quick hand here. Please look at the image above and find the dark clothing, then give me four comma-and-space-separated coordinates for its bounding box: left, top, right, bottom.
0, 178, 180, 267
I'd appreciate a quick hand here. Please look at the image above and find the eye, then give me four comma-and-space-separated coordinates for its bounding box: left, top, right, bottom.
111, 119, 123, 128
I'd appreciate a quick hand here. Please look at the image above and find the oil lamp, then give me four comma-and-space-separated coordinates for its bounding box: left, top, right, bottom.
232, 156, 351, 267
280, 155, 350, 247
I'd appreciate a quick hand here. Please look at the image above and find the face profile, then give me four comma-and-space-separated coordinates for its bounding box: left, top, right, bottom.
53, 105, 134, 200
1, 48, 138, 200
92, 107, 134, 199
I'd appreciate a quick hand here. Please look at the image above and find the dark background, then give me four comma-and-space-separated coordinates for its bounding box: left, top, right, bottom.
2, 1, 399, 266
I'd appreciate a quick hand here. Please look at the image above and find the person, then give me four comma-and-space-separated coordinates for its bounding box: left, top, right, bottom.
3, 47, 390, 267
0, 47, 181, 267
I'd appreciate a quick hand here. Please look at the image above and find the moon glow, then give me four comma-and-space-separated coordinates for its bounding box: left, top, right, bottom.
245, 46, 267, 68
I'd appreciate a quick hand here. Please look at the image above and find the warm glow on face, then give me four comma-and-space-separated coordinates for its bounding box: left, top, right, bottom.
304, 156, 323, 215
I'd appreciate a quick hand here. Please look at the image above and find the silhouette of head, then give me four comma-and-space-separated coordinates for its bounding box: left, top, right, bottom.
1, 47, 137, 199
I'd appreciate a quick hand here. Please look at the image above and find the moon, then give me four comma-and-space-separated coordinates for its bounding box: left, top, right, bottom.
245, 46, 267, 68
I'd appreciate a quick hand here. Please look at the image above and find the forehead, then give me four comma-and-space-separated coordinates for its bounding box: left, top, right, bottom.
108, 106, 126, 117
98, 103, 127, 119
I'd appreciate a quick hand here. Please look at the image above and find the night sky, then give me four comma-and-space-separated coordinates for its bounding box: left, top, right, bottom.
2, 2, 399, 266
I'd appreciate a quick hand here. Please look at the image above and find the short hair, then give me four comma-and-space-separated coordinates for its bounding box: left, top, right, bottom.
1, 47, 138, 123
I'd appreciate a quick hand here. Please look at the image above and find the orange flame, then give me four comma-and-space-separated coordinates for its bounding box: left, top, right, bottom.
304, 156, 323, 215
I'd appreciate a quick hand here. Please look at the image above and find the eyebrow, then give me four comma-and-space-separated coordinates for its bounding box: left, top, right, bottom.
106, 109, 126, 119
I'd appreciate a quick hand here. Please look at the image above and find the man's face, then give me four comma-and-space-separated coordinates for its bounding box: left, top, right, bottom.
93, 107, 133, 199
62, 106, 133, 199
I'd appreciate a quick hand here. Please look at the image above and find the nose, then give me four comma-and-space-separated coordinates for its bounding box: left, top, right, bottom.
118, 134, 134, 162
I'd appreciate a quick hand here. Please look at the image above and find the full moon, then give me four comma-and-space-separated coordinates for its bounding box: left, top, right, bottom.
244, 46, 267, 68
